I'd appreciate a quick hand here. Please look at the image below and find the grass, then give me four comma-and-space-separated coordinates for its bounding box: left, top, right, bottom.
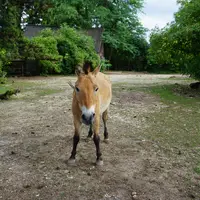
0, 79, 62, 100
194, 164, 200, 175
140, 83, 200, 175
141, 84, 200, 148
36, 88, 61, 96
116, 82, 200, 176
119, 76, 200, 177
147, 84, 200, 106
142, 106, 200, 148
0, 80, 38, 93
159, 77, 195, 81
0, 85, 11, 94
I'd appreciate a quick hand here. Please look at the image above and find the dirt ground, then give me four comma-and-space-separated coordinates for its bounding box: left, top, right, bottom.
0, 74, 200, 200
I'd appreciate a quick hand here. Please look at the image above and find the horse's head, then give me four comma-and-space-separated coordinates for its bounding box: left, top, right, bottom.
74, 63, 100, 125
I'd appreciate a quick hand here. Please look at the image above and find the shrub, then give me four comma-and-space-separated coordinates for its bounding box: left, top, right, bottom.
21, 26, 100, 75
100, 58, 111, 72
56, 24, 100, 74
31, 33, 62, 74
0, 49, 8, 84
19, 30, 62, 74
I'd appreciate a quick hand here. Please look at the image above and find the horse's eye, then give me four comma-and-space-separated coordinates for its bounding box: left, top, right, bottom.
95, 87, 99, 92
75, 87, 80, 92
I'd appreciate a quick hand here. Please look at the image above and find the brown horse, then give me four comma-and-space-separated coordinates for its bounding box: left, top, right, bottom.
68, 62, 112, 165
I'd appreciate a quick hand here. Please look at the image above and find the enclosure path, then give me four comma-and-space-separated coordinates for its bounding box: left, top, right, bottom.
0, 74, 198, 200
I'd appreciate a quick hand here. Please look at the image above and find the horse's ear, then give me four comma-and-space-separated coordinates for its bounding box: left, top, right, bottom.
68, 81, 75, 89
75, 66, 84, 76
92, 66, 100, 76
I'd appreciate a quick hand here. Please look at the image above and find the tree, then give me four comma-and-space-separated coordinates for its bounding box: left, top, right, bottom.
0, 0, 148, 74
47, 0, 147, 70
148, 0, 200, 78
147, 27, 180, 73
0, 0, 22, 51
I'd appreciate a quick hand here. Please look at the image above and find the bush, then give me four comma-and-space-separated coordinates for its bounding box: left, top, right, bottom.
19, 30, 62, 74
100, 58, 111, 72
56, 24, 100, 74
0, 49, 8, 84
21, 26, 100, 75
31, 32, 62, 74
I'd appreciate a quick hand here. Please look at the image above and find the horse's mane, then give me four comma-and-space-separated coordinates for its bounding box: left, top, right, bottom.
82, 61, 92, 74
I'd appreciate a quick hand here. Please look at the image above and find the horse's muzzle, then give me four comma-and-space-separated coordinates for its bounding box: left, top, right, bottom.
82, 113, 95, 125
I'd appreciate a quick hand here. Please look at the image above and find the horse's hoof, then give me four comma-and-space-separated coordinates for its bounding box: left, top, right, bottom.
104, 138, 109, 144
67, 158, 76, 166
96, 160, 103, 166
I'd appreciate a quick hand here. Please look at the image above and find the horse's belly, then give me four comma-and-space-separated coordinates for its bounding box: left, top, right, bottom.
100, 98, 111, 114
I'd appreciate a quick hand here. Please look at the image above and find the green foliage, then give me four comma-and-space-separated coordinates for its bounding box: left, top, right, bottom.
0, 69, 7, 84
173, 0, 200, 79
0, 89, 20, 100
23, 0, 53, 25
0, 1, 22, 57
1, 0, 147, 74
147, 27, 180, 73
98, 0, 147, 70
56, 24, 100, 74
47, 0, 147, 71
48, 0, 97, 28
19, 26, 99, 75
39, 60, 61, 74
148, 0, 200, 78
100, 58, 111, 72
194, 163, 200, 175
32, 34, 62, 74
20, 30, 62, 74
0, 49, 8, 84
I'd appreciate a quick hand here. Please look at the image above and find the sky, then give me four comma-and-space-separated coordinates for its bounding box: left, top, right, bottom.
139, 0, 179, 39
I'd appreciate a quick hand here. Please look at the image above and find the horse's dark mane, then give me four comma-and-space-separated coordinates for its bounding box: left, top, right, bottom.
83, 61, 92, 74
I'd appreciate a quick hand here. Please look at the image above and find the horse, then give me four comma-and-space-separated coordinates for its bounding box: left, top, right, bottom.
68, 62, 112, 166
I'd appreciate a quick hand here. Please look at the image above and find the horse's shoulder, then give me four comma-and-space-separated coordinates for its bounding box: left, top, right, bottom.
97, 72, 111, 84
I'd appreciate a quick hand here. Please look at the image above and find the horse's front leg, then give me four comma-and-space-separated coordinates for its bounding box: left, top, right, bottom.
68, 118, 81, 165
93, 115, 103, 166
102, 109, 109, 143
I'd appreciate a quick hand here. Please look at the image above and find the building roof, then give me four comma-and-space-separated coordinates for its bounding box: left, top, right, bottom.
24, 24, 58, 38
24, 25, 103, 54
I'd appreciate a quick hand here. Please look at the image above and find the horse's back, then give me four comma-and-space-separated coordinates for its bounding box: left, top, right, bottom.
96, 72, 112, 113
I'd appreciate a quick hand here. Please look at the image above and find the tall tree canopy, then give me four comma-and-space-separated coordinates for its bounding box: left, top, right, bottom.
148, 0, 200, 78
47, 0, 147, 70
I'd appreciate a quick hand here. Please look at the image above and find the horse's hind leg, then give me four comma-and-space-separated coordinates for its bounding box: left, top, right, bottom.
102, 109, 109, 143
93, 115, 103, 166
87, 124, 93, 138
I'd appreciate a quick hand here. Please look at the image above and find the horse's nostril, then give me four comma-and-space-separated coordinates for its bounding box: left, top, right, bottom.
82, 113, 95, 124
82, 114, 86, 120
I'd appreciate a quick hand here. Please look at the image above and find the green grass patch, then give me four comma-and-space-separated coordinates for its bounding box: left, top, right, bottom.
159, 77, 195, 81
141, 84, 200, 148
36, 88, 62, 97
147, 84, 200, 106
1, 79, 62, 100
1, 80, 39, 93
142, 106, 200, 148
194, 164, 200, 174
0, 85, 11, 94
